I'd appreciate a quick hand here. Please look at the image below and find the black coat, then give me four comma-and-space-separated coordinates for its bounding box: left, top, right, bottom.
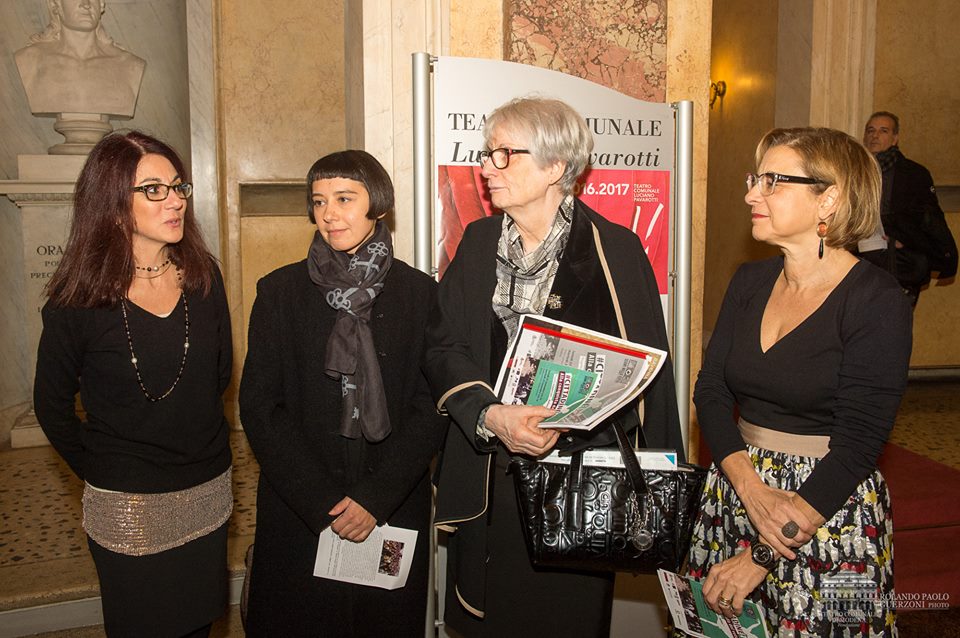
424, 200, 683, 617
883, 155, 957, 278
239, 258, 449, 636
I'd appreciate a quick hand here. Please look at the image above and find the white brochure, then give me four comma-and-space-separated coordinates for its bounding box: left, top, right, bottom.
313, 524, 418, 590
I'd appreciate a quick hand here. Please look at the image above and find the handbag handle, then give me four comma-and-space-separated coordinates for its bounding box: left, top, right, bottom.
591, 221, 646, 444
612, 419, 649, 496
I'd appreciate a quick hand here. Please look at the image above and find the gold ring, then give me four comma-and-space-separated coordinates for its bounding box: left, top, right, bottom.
718, 596, 733, 607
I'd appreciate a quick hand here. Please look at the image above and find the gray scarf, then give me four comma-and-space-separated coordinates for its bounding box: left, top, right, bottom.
492, 196, 574, 341
875, 145, 902, 174
307, 222, 393, 441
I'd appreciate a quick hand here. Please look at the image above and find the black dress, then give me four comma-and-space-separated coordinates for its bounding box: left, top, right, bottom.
34, 266, 233, 636
239, 259, 448, 637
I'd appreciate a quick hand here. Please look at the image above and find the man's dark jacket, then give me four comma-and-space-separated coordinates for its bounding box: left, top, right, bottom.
883, 155, 957, 278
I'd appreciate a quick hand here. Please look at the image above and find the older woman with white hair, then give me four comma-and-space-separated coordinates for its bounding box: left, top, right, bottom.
425, 97, 683, 637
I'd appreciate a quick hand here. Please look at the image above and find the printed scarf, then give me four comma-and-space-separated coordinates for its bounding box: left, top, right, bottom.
307, 222, 393, 441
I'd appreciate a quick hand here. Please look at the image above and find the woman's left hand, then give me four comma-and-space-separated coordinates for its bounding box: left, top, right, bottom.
329, 496, 377, 542
701, 549, 769, 618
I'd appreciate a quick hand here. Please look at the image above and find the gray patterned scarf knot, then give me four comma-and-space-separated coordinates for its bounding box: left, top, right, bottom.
874, 145, 902, 174
307, 222, 393, 441
492, 196, 574, 341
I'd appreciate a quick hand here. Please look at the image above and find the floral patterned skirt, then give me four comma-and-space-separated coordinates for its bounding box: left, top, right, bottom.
684, 446, 897, 638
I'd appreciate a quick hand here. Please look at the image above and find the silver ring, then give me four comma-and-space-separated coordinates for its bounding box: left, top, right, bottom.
781, 520, 800, 539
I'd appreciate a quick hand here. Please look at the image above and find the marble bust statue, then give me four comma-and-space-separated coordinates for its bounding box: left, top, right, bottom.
15, 0, 146, 152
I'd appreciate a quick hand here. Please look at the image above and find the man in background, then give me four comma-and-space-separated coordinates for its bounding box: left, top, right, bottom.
858, 111, 956, 305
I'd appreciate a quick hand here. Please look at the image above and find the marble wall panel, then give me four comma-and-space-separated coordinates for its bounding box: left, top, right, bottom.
701, 0, 780, 337
238, 216, 315, 342
507, 0, 667, 101
0, 202, 29, 421
874, 0, 959, 366
360, 0, 438, 265
218, 0, 346, 184
186, 0, 221, 258
911, 210, 960, 367
874, 0, 960, 184
447, 0, 504, 58
665, 0, 712, 458
218, 0, 347, 405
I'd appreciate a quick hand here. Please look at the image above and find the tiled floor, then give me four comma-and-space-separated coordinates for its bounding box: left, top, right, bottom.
2, 380, 958, 637
888, 381, 960, 471
0, 431, 258, 619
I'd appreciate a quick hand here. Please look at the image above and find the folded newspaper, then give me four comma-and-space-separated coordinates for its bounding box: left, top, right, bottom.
658, 570, 771, 638
493, 315, 667, 430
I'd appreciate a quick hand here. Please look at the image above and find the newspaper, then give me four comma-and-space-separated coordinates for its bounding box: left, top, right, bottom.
493, 315, 667, 430
658, 570, 771, 638
313, 524, 418, 590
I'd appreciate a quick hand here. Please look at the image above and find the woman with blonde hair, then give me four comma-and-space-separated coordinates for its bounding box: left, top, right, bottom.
689, 127, 911, 636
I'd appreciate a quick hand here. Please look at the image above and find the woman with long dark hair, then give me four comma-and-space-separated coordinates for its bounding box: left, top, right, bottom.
35, 131, 233, 637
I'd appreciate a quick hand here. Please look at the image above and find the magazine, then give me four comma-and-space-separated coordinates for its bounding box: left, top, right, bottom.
493, 314, 667, 430
658, 570, 771, 638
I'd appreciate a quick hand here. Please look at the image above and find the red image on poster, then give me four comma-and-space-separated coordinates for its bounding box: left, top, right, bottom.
436, 166, 670, 295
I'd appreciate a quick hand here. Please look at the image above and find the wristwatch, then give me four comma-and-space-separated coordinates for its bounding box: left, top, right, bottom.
750, 541, 777, 570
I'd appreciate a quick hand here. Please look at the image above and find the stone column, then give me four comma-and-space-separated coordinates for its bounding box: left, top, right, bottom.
0, 155, 84, 447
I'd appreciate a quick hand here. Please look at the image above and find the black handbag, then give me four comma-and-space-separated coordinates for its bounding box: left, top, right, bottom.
511, 419, 706, 574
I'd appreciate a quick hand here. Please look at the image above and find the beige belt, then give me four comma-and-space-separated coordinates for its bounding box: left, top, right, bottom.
737, 418, 830, 459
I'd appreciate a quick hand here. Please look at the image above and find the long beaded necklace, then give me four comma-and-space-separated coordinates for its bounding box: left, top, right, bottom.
120, 272, 190, 402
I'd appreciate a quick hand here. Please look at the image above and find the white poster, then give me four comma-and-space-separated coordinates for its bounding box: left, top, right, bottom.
433, 56, 675, 324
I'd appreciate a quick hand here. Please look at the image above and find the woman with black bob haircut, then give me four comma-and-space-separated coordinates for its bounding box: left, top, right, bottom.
35, 131, 233, 637
240, 149, 448, 636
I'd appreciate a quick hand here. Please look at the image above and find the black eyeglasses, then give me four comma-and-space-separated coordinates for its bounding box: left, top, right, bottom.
131, 182, 194, 202
477, 148, 531, 170
746, 172, 825, 196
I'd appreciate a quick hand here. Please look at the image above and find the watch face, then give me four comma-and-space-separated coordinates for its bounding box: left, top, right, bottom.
752, 542, 775, 567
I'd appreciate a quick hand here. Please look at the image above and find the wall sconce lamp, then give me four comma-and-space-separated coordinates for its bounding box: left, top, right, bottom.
709, 80, 727, 109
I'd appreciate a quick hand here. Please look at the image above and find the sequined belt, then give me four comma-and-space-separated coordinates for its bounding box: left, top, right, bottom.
83, 467, 233, 556
737, 418, 830, 459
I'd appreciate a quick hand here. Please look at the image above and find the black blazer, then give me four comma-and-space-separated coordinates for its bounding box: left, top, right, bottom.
423, 199, 683, 615
884, 156, 957, 278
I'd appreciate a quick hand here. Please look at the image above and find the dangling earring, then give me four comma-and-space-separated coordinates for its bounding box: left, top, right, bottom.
817, 221, 828, 259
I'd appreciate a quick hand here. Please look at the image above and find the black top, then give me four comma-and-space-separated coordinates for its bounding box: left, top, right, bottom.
694, 256, 912, 519
34, 266, 233, 493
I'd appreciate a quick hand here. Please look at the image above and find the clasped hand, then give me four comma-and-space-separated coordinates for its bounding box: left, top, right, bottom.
328, 496, 376, 542
483, 404, 559, 456
740, 483, 819, 559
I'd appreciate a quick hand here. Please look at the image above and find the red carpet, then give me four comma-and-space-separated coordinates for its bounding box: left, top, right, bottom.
878, 442, 960, 607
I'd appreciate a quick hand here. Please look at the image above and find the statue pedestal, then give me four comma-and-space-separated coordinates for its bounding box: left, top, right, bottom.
50, 113, 113, 155
0, 154, 84, 448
